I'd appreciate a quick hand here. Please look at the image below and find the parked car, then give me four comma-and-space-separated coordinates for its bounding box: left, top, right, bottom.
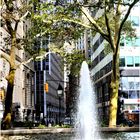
124, 110, 139, 125
118, 112, 134, 127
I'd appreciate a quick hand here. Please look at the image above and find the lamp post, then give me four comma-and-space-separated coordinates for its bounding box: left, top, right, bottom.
57, 84, 63, 126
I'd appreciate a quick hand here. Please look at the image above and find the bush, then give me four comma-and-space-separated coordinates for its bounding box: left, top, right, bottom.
100, 119, 108, 127
13, 121, 24, 127
23, 121, 34, 128
13, 121, 35, 128
54, 125, 61, 128
54, 124, 71, 128
62, 124, 71, 128
38, 124, 46, 129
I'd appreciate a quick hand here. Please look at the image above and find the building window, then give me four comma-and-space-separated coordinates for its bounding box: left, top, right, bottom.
129, 82, 135, 89
100, 50, 105, 60
125, 37, 140, 47
122, 77, 140, 90
122, 77, 129, 90
137, 91, 140, 98
134, 37, 140, 47
135, 56, 140, 67
120, 36, 125, 46
135, 77, 140, 89
120, 56, 125, 67
126, 56, 134, 67
129, 91, 138, 99
131, 16, 139, 26
135, 82, 140, 90
46, 65, 49, 71
98, 107, 103, 116
125, 37, 132, 47
123, 91, 129, 99
93, 39, 99, 51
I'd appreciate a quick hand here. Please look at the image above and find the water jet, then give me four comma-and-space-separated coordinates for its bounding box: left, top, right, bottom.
73, 61, 101, 140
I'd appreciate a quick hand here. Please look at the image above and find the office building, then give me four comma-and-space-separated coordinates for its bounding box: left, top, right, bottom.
34, 47, 65, 124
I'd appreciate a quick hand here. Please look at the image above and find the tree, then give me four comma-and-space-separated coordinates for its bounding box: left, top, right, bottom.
0, 0, 84, 129
0, 0, 32, 129
0, 0, 38, 129
78, 0, 138, 128
37, 0, 139, 127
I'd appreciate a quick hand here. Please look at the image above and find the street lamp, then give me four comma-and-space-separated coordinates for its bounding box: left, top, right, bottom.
57, 84, 63, 126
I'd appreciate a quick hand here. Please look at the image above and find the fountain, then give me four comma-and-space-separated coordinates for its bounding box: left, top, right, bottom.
73, 61, 101, 140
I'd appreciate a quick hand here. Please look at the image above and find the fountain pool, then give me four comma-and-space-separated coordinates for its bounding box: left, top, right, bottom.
1, 132, 139, 140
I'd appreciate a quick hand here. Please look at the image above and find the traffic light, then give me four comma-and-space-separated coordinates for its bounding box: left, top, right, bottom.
44, 83, 49, 93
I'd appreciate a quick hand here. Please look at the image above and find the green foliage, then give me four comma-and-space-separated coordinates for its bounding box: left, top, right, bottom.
38, 124, 46, 129
100, 119, 108, 127
22, 1, 85, 56
122, 20, 136, 38
24, 121, 34, 128
33, 0, 138, 48
54, 124, 71, 128
104, 42, 113, 55
49, 42, 85, 76
13, 121, 36, 128
61, 124, 71, 128
31, 1, 85, 41
54, 124, 60, 128
23, 0, 137, 73
67, 50, 85, 75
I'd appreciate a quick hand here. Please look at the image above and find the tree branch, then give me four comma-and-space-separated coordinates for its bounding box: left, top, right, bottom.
113, 0, 121, 56
117, 0, 139, 51
5, 19, 13, 35
43, 18, 92, 29
0, 52, 11, 64
16, 52, 51, 69
34, 29, 48, 38
81, 6, 109, 41
104, 4, 114, 51
14, 21, 19, 31
20, 11, 31, 21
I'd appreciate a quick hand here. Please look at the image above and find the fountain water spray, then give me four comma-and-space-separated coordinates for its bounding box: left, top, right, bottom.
74, 61, 101, 140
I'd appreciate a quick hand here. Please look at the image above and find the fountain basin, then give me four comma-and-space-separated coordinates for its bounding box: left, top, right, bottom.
0, 127, 139, 140
0, 127, 139, 135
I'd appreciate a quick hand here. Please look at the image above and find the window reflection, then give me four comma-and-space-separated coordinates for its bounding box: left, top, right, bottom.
123, 91, 128, 99
129, 91, 137, 99
135, 56, 140, 67
129, 82, 135, 89
131, 16, 139, 26
121, 36, 140, 47
121, 77, 140, 99
135, 82, 140, 89
126, 56, 134, 67
120, 57, 125, 67
122, 77, 140, 90
119, 56, 140, 67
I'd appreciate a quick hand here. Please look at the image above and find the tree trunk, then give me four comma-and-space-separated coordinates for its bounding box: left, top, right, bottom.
1, 33, 16, 129
109, 52, 119, 127
1, 69, 15, 129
